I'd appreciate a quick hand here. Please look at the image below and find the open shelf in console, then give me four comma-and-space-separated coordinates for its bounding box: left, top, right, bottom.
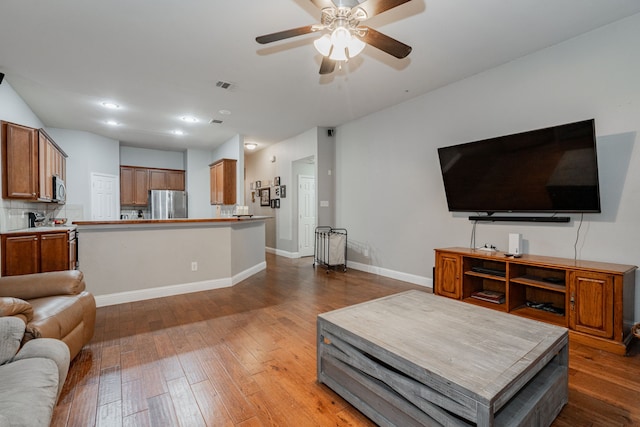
508, 263, 567, 325
462, 257, 507, 311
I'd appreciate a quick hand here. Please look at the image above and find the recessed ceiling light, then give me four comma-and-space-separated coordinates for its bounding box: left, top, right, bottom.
106, 120, 120, 126
244, 142, 258, 150
219, 109, 231, 115
181, 116, 199, 123
172, 130, 185, 136
101, 102, 120, 109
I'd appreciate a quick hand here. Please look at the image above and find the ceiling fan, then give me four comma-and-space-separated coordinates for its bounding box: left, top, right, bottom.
256, 0, 413, 75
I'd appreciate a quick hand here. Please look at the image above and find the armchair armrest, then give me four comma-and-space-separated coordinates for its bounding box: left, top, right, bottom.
0, 271, 85, 300
13, 338, 70, 399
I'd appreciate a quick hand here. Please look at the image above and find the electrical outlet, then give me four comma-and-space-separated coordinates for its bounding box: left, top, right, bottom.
191, 261, 198, 271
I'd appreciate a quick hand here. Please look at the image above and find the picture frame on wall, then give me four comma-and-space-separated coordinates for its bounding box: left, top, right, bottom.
260, 188, 270, 206
274, 186, 280, 198
280, 185, 286, 198
255, 180, 262, 189
274, 176, 280, 186
271, 198, 280, 209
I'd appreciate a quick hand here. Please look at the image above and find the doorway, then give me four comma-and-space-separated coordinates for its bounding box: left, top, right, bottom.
298, 174, 316, 257
90, 173, 118, 220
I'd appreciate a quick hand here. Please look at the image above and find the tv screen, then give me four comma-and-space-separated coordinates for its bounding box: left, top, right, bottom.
437, 119, 601, 214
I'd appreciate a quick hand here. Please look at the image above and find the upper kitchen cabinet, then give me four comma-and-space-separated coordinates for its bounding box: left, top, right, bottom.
2, 121, 38, 199
120, 166, 149, 206
209, 158, 236, 205
120, 166, 185, 206
38, 129, 67, 202
1, 121, 66, 202
149, 168, 185, 191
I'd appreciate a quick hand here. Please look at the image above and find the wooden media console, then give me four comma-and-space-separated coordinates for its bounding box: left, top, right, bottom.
435, 247, 637, 355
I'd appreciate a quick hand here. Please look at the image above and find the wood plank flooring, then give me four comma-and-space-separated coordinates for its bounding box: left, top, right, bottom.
52, 253, 640, 426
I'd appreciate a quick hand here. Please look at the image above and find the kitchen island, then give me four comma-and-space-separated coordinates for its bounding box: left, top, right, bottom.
73, 217, 268, 306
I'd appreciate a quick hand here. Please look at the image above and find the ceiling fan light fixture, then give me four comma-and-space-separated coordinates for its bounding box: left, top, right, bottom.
330, 27, 351, 48
347, 36, 366, 57
329, 46, 348, 61
314, 34, 332, 56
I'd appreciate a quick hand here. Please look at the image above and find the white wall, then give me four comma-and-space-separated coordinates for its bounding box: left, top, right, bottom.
45, 128, 120, 220
245, 128, 317, 254
120, 146, 185, 170
335, 14, 640, 318
0, 80, 47, 231
185, 148, 214, 218
0, 80, 43, 129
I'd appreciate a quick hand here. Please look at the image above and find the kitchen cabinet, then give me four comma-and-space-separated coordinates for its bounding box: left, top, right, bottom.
149, 168, 185, 190
120, 166, 150, 206
209, 159, 236, 205
434, 247, 636, 355
40, 232, 69, 272
1, 121, 66, 202
1, 234, 39, 276
121, 166, 185, 206
2, 121, 38, 199
38, 129, 66, 201
1, 229, 75, 276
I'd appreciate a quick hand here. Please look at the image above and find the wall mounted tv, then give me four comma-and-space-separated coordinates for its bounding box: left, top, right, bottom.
437, 119, 601, 216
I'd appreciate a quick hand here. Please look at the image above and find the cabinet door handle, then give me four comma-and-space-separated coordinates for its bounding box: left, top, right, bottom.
570, 292, 575, 311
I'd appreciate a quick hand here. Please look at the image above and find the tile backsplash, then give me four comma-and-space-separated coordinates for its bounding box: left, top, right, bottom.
0, 200, 84, 232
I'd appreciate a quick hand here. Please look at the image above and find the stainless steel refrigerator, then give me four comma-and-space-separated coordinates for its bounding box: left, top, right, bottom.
149, 190, 187, 219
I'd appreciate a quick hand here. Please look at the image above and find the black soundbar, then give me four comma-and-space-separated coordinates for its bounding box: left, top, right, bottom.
468, 216, 571, 223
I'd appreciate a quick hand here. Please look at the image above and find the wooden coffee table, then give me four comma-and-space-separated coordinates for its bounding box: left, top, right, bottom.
317, 290, 568, 426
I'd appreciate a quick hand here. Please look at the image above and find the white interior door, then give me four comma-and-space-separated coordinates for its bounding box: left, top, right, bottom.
298, 175, 316, 257
91, 173, 118, 220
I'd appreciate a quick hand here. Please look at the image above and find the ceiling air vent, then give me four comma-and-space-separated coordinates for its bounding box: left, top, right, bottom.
210, 119, 223, 124
215, 80, 232, 89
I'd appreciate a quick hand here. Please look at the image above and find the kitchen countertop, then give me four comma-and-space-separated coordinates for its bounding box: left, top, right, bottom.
73, 216, 269, 226
1, 225, 77, 235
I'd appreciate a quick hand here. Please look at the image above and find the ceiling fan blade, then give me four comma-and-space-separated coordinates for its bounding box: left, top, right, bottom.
256, 25, 315, 44
310, 0, 336, 9
360, 27, 411, 58
319, 57, 336, 75
354, 0, 412, 19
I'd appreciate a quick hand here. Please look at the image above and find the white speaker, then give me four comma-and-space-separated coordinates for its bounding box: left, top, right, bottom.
508, 233, 522, 255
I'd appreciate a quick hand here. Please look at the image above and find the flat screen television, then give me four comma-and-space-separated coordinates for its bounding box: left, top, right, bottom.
437, 119, 601, 214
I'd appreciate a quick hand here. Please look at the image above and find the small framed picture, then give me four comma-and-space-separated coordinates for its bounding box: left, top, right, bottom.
274, 176, 280, 186
274, 186, 281, 198
270, 198, 280, 209
260, 188, 270, 206
250, 182, 254, 190
255, 180, 262, 189
280, 185, 286, 198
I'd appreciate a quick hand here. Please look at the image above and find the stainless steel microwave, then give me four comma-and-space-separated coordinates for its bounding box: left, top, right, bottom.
52, 175, 66, 203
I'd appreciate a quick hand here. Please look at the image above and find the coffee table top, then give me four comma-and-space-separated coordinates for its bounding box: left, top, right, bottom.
318, 290, 568, 404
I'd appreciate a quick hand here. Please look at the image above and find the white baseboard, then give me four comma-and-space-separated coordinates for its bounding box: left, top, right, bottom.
347, 261, 433, 288
266, 247, 300, 258
232, 261, 267, 285
95, 262, 266, 307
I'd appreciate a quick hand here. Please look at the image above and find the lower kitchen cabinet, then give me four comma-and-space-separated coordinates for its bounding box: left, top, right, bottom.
1, 229, 77, 276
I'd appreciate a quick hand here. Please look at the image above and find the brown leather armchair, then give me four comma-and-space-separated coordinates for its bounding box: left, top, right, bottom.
0, 270, 96, 360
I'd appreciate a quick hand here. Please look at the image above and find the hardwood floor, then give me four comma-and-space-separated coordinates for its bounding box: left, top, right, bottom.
52, 253, 640, 426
